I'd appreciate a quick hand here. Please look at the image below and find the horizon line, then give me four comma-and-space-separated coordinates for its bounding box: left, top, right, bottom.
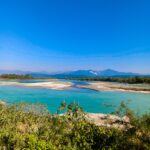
0, 68, 149, 75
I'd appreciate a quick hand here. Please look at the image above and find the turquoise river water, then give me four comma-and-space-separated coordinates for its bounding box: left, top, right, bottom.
0, 80, 150, 114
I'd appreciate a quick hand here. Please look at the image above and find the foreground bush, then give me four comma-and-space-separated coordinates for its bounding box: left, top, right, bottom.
0, 102, 149, 150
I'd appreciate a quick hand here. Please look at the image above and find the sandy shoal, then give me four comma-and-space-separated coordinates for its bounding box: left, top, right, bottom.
0, 80, 73, 90
78, 81, 150, 94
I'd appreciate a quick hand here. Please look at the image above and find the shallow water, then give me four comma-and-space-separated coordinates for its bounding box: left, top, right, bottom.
0, 80, 150, 114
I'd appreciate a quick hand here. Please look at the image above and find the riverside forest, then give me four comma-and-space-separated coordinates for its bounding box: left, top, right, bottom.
65, 76, 150, 84
1, 74, 150, 84
0, 74, 33, 80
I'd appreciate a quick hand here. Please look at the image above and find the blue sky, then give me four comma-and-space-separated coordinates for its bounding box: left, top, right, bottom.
0, 0, 150, 73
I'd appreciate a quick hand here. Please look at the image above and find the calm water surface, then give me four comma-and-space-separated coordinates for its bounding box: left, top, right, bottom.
0, 79, 150, 114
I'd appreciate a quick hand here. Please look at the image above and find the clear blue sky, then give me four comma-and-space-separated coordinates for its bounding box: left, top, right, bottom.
0, 0, 150, 73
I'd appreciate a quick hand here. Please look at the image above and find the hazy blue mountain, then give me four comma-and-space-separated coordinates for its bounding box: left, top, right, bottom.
97, 69, 139, 76
51, 69, 140, 78
0, 69, 141, 78
53, 70, 98, 77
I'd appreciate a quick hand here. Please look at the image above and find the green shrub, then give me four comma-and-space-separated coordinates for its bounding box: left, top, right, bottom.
0, 102, 149, 149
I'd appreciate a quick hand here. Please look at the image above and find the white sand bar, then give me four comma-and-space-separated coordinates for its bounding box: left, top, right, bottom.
78, 81, 150, 94
21, 81, 73, 90
0, 80, 73, 90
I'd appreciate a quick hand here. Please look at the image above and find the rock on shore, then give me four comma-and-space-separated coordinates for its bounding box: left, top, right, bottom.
86, 113, 131, 129
0, 100, 6, 105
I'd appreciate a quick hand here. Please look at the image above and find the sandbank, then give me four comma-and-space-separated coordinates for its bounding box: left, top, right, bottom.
0, 80, 73, 90
78, 81, 150, 94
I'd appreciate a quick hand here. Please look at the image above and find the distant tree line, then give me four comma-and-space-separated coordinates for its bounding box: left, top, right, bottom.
65, 76, 150, 84
0, 74, 33, 79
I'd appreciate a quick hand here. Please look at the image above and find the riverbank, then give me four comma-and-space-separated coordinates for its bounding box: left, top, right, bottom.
0, 79, 73, 90
19, 81, 73, 90
1, 79, 150, 93
59, 113, 130, 129
85, 113, 130, 129
78, 81, 150, 94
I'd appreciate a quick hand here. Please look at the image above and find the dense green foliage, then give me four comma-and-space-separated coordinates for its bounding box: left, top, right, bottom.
0, 102, 150, 149
0, 74, 33, 79
65, 76, 150, 84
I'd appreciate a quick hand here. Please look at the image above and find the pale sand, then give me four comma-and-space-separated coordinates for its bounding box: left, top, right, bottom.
60, 112, 130, 129
0, 80, 73, 90
85, 113, 131, 129
78, 81, 150, 94
0, 100, 6, 105
20, 81, 73, 90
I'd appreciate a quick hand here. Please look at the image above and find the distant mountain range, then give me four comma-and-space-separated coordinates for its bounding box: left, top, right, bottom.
0, 69, 144, 78
50, 69, 140, 78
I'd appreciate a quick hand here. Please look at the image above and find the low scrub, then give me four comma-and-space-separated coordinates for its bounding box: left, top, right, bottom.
0, 102, 149, 149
